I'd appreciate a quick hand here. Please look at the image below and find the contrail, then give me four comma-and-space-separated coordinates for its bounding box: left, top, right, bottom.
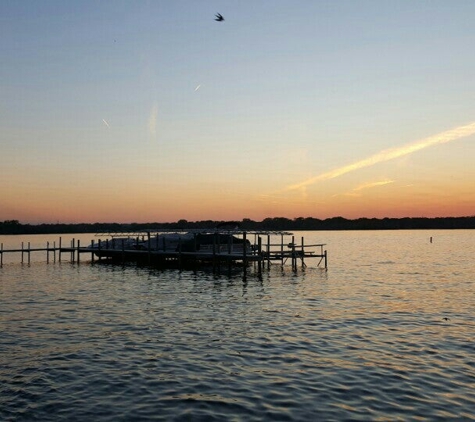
353, 179, 394, 192
102, 119, 110, 128
285, 122, 475, 191
335, 179, 394, 197
194, 84, 202, 91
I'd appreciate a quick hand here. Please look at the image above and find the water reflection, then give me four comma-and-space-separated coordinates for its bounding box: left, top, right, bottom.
1, 230, 475, 420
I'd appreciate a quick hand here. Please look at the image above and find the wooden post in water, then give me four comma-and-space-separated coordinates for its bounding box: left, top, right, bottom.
28, 242, 31, 265
98, 239, 102, 261
227, 235, 232, 273
1, 243, 3, 267
21, 242, 24, 264
280, 234, 284, 267
147, 232, 151, 264
91, 240, 95, 262
46, 241, 50, 264
71, 239, 75, 263
53, 241, 56, 263
291, 236, 295, 271
257, 236, 262, 274
77, 240, 80, 264
212, 233, 216, 273
267, 234, 271, 270
59, 237, 62, 263
217, 233, 221, 272
243, 231, 248, 269
301, 236, 305, 268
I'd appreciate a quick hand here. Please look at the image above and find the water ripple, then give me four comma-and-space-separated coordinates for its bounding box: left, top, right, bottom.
1, 231, 475, 420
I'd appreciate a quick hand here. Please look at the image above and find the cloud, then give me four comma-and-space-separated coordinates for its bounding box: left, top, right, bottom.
336, 179, 394, 197
353, 179, 394, 192
284, 122, 475, 192
148, 103, 158, 136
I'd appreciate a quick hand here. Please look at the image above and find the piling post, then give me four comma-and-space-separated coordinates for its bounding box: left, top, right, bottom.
257, 236, 262, 274
147, 232, 151, 264
59, 237, 62, 263
280, 234, 284, 267
217, 233, 221, 273
98, 239, 102, 261
71, 239, 75, 262
291, 236, 296, 271
21, 242, 24, 264
301, 236, 305, 268
1, 243, 3, 267
212, 233, 217, 272
91, 240, 95, 262
227, 234, 232, 272
53, 241, 56, 263
267, 234, 271, 269
28, 242, 31, 265
324, 250, 328, 269
77, 240, 80, 264
243, 231, 248, 268
47, 241, 50, 264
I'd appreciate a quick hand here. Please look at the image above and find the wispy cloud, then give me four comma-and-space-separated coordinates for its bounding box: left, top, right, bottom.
148, 103, 158, 136
102, 118, 110, 128
284, 122, 475, 192
354, 179, 394, 192
336, 179, 394, 197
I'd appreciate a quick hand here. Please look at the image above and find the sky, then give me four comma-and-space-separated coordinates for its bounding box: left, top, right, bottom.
1, 0, 474, 224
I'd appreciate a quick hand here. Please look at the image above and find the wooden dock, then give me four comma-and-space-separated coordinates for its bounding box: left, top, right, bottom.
0, 230, 327, 272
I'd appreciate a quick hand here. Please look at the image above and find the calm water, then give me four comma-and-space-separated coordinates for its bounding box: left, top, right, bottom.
1, 230, 474, 421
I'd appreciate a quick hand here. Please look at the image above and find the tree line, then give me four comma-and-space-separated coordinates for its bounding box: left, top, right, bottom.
1, 216, 474, 235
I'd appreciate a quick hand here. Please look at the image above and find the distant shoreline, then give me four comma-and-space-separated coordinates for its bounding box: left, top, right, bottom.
1, 216, 474, 235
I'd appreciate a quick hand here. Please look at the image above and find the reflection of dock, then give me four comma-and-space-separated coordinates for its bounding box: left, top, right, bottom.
1, 230, 327, 272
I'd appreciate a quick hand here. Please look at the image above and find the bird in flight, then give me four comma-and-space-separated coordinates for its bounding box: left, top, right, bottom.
215, 13, 224, 22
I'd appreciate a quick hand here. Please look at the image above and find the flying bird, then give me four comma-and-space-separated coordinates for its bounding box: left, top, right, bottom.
215, 13, 224, 22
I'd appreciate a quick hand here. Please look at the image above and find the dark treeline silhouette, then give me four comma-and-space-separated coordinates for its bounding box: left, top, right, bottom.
1, 216, 474, 235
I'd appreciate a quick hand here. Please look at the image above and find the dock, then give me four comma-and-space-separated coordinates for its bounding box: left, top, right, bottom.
0, 229, 327, 273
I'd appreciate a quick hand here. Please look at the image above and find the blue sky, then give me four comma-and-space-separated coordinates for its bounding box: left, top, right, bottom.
1, 1, 474, 223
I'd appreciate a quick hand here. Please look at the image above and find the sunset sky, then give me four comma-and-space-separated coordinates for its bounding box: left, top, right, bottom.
1, 1, 474, 224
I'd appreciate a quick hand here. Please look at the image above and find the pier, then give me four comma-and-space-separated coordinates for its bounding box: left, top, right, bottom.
0, 230, 327, 272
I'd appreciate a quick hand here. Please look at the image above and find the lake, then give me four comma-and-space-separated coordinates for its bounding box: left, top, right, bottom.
1, 230, 474, 421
